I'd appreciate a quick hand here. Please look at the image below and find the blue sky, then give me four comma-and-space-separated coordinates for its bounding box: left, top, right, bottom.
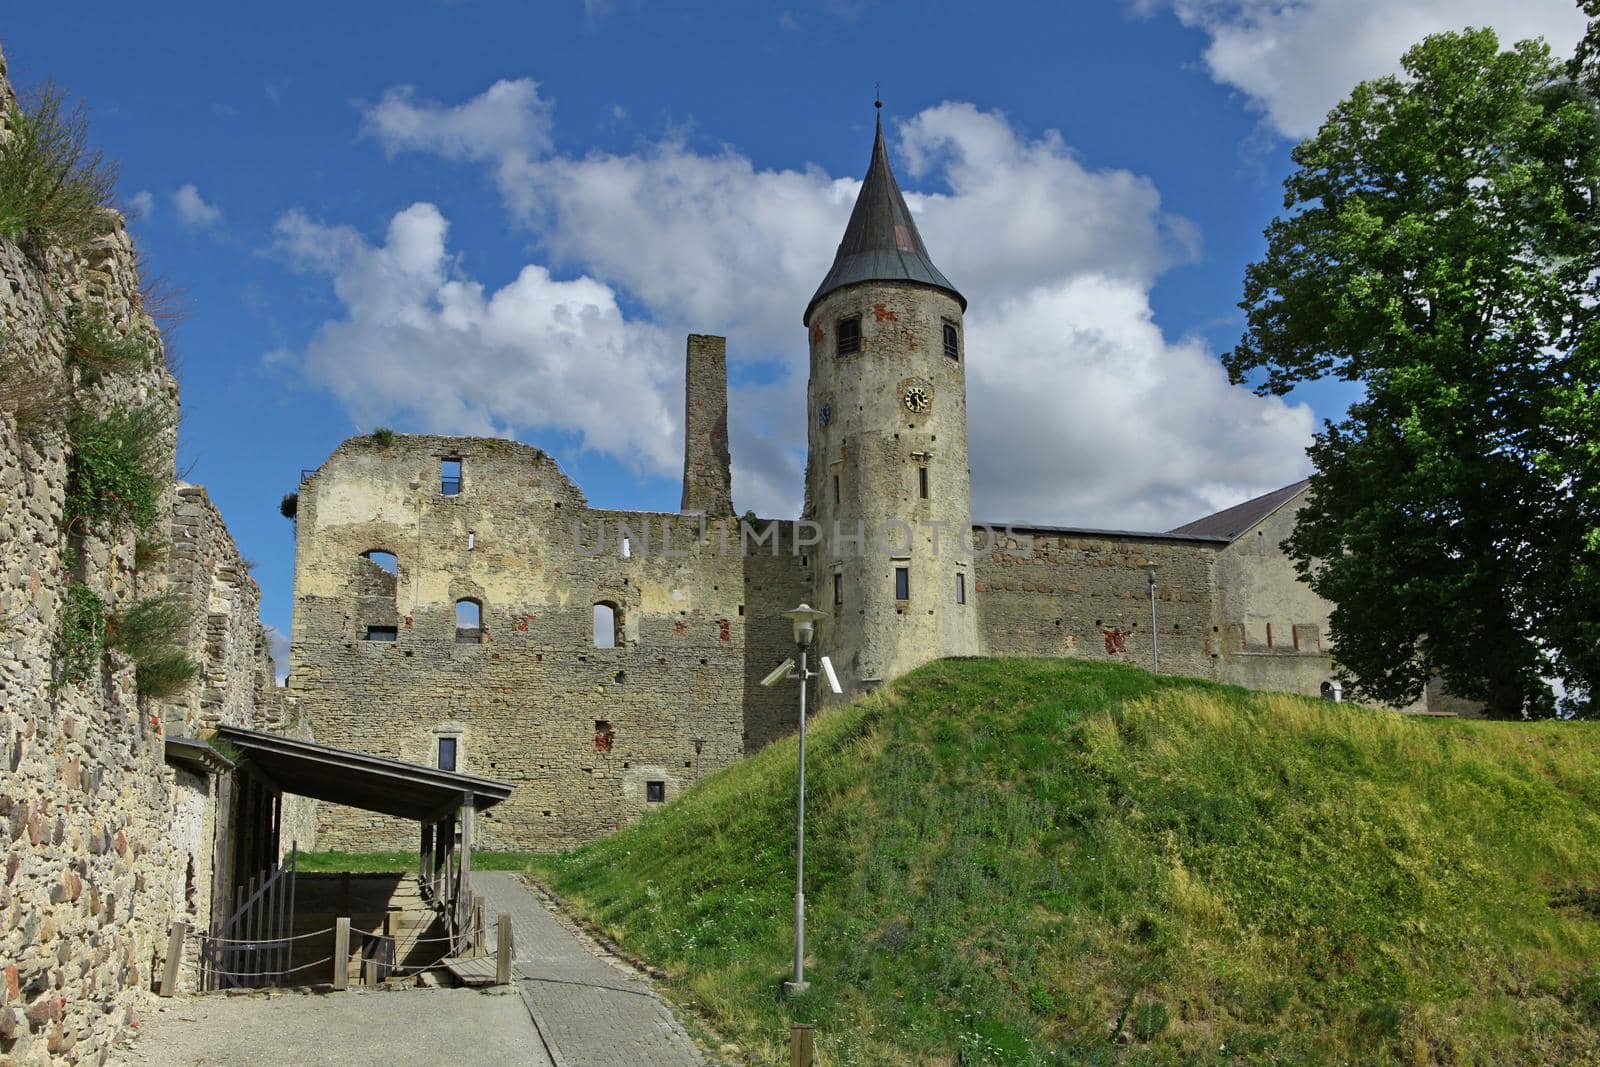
1, 1, 1589, 653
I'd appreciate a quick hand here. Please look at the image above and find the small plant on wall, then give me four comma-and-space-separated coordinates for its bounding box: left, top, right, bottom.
106, 593, 199, 700
0, 84, 117, 258
64, 403, 169, 533
54, 582, 106, 689
64, 304, 152, 384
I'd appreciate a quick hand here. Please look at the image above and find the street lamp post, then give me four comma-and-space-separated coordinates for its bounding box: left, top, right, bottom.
780, 602, 826, 998
1146, 561, 1160, 674
691, 736, 705, 779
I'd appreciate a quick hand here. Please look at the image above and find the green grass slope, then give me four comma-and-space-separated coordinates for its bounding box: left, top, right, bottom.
530, 659, 1600, 1065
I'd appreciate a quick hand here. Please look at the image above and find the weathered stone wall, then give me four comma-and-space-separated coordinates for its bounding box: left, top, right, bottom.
0, 44, 296, 1062
974, 527, 1223, 680
680, 334, 733, 516
291, 434, 807, 850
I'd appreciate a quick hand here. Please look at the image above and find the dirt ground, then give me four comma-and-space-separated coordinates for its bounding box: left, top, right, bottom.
110, 985, 553, 1067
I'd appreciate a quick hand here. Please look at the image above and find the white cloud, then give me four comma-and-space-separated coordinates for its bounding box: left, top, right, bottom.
171, 183, 222, 229
1159, 0, 1590, 139
264, 625, 290, 685
271, 203, 680, 474
317, 79, 1314, 526
125, 190, 155, 219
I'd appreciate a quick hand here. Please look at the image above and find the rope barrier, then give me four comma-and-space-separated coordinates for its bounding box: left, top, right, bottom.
200, 926, 335, 946
198, 956, 334, 981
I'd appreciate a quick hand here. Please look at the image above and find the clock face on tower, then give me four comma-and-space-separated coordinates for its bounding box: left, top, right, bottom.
900, 378, 933, 414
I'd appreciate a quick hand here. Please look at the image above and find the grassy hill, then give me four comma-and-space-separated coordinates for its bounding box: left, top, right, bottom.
528, 659, 1600, 1064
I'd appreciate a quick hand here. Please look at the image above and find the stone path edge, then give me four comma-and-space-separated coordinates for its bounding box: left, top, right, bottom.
518, 873, 740, 1061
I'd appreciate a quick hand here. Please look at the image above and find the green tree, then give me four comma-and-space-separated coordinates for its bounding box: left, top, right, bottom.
1226, 26, 1600, 718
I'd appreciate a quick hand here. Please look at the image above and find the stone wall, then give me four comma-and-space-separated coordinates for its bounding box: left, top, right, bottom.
0, 44, 294, 1063
291, 434, 808, 851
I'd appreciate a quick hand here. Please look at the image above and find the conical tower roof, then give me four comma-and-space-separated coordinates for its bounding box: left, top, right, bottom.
804, 113, 965, 324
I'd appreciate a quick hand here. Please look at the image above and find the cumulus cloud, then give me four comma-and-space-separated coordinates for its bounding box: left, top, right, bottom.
171, 183, 223, 229
1157, 0, 1590, 139
264, 625, 290, 685
271, 202, 679, 473
304, 78, 1313, 526
125, 190, 155, 219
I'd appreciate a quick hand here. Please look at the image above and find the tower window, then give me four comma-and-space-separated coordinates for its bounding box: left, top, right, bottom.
917, 465, 929, 499
836, 315, 861, 358
436, 736, 458, 772
646, 780, 666, 803
364, 625, 398, 642
362, 550, 398, 576
833, 474, 841, 506
440, 458, 462, 496
956, 572, 966, 604
455, 599, 483, 644
593, 602, 622, 648
833, 572, 843, 607
895, 567, 910, 601
942, 322, 959, 360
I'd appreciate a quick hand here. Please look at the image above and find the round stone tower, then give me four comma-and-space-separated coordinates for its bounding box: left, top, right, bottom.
803, 110, 982, 698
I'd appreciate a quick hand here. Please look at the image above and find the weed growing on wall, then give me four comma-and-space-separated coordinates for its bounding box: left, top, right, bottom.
65, 403, 168, 532
54, 582, 105, 689
107, 594, 199, 700
64, 305, 151, 383
369, 427, 396, 447
0, 353, 72, 437
0, 85, 117, 257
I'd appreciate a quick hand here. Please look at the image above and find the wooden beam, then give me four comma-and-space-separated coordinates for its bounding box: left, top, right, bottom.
160, 921, 187, 996
457, 793, 475, 936
495, 914, 512, 985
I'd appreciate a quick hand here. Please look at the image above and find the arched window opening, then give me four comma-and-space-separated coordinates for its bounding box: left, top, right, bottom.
942, 321, 960, 360
362, 550, 398, 576
455, 599, 483, 644
593, 602, 622, 648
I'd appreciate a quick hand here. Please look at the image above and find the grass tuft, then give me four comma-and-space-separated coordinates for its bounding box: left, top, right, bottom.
64, 304, 152, 383
53, 582, 106, 689
65, 403, 169, 533
107, 594, 199, 700
529, 658, 1600, 1065
0, 85, 117, 257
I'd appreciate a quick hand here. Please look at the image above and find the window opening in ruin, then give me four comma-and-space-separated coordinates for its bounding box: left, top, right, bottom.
365, 625, 398, 642
455, 599, 483, 644
437, 736, 458, 772
833, 474, 840, 506
593, 602, 622, 648
363, 550, 398, 576
1266, 622, 1274, 648
943, 321, 960, 360
621, 537, 632, 559
594, 720, 615, 752
955, 572, 966, 604
467, 531, 476, 550
834, 572, 843, 607
895, 566, 910, 601
836, 315, 861, 357
646, 780, 666, 803
440, 458, 462, 496
918, 465, 929, 499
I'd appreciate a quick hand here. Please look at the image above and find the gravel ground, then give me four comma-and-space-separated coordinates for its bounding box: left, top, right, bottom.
110, 985, 552, 1067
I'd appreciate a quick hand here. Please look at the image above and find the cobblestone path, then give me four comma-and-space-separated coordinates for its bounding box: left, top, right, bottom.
473, 871, 705, 1067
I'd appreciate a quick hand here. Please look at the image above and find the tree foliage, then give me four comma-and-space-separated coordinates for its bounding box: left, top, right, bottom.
1226, 27, 1600, 717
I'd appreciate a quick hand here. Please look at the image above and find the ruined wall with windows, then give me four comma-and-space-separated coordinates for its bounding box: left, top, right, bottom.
289, 433, 808, 850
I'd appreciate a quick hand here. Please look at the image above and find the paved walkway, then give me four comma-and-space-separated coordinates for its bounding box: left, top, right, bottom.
473, 871, 704, 1066
112, 986, 549, 1067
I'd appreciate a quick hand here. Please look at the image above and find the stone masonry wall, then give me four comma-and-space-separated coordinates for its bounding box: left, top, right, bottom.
291, 434, 807, 851
0, 45, 294, 1063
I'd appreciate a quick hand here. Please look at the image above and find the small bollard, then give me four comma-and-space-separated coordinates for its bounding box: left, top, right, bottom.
496, 913, 513, 985
160, 920, 187, 997
333, 917, 350, 990
789, 1023, 815, 1067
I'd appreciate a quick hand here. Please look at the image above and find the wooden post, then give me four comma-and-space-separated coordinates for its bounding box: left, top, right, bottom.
419, 822, 433, 895
333, 917, 350, 990
472, 895, 486, 958
495, 914, 512, 986
789, 1024, 815, 1067
457, 794, 475, 938
364, 953, 378, 987
160, 921, 188, 997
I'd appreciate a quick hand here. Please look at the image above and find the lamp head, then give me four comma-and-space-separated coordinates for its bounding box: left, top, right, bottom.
781, 603, 827, 647
1145, 560, 1158, 584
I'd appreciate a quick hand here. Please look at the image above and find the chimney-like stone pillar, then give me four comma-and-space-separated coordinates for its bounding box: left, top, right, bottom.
680, 334, 734, 515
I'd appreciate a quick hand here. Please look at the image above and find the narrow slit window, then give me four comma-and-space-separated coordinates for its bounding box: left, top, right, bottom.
466, 531, 476, 551
364, 625, 398, 642
917, 465, 929, 499
955, 572, 966, 604
833, 474, 841, 506
895, 566, 910, 601
593, 602, 621, 648
833, 572, 843, 607
440, 458, 462, 496
943, 322, 960, 360
455, 599, 483, 644
836, 315, 861, 357
436, 736, 457, 772
646, 780, 666, 803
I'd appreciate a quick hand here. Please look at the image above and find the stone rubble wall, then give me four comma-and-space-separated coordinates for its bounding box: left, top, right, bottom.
0, 43, 299, 1065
